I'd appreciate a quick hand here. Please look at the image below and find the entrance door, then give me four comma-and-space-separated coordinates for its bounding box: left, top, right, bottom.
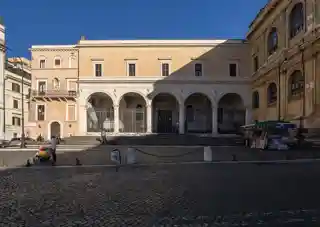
50, 121, 61, 138
157, 110, 173, 133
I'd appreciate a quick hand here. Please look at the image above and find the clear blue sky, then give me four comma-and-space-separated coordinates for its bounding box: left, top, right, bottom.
1, 0, 267, 58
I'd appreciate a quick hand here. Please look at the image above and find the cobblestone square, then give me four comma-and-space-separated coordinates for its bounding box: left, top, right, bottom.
1, 163, 320, 226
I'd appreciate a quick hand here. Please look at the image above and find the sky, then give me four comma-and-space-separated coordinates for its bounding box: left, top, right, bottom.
1, 0, 267, 58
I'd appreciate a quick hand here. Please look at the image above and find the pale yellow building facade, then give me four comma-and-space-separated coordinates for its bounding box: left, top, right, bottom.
248, 0, 320, 128
28, 39, 251, 139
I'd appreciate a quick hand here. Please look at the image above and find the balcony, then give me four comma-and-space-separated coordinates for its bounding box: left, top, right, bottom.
30, 89, 78, 99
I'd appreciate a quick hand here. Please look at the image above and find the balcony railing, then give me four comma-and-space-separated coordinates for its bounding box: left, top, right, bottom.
31, 89, 78, 98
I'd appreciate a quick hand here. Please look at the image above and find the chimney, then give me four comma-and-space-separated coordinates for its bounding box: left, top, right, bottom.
80, 35, 86, 40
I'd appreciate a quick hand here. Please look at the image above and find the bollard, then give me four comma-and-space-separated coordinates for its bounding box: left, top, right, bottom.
232, 154, 237, 161
203, 146, 212, 162
75, 158, 81, 166
126, 147, 136, 164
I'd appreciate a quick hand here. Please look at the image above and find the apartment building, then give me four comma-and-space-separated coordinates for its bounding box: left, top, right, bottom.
247, 0, 320, 128
4, 58, 31, 139
0, 19, 5, 139
28, 38, 252, 139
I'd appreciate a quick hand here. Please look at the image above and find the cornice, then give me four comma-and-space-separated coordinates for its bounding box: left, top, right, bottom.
78, 79, 251, 85
30, 48, 78, 52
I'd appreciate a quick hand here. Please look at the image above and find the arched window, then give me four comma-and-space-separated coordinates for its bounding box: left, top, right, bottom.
289, 3, 304, 38
267, 27, 278, 55
289, 70, 304, 97
267, 83, 277, 104
39, 56, 46, 69
54, 56, 62, 68
252, 91, 260, 109
52, 78, 60, 90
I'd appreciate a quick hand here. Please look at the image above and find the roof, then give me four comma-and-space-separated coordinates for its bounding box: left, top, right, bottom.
30, 39, 248, 49
247, 0, 281, 38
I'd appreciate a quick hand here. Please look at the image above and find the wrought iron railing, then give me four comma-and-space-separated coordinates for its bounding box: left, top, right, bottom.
31, 89, 78, 98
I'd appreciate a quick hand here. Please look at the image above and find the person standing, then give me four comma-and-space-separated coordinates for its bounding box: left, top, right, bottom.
50, 136, 57, 165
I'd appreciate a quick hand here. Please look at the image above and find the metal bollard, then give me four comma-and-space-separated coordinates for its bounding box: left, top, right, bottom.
126, 147, 136, 164
203, 146, 212, 162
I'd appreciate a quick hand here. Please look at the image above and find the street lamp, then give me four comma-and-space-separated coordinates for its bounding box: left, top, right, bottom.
13, 57, 26, 148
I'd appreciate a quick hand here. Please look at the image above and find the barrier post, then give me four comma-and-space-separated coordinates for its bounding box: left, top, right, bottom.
127, 147, 136, 164
203, 146, 212, 162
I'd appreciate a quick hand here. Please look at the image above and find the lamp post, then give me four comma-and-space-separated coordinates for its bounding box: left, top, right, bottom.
13, 57, 25, 148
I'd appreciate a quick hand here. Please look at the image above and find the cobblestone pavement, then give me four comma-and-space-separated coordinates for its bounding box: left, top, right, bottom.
1, 163, 320, 226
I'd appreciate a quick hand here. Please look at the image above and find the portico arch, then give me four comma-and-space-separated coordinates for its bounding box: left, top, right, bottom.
152, 93, 180, 133
217, 93, 245, 134
119, 92, 147, 133
87, 92, 114, 132
184, 93, 212, 133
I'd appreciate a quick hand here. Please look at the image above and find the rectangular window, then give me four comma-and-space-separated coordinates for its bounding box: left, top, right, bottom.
37, 105, 45, 121
254, 56, 259, 72
128, 63, 136, 76
38, 81, 46, 94
11, 83, 20, 93
161, 63, 170, 77
67, 80, 77, 91
54, 59, 61, 67
39, 59, 45, 68
229, 63, 237, 77
95, 63, 102, 77
67, 104, 76, 121
195, 63, 202, 77
12, 117, 21, 126
13, 99, 19, 109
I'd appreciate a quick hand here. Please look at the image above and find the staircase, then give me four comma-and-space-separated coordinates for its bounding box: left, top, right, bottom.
62, 136, 100, 145
63, 134, 243, 146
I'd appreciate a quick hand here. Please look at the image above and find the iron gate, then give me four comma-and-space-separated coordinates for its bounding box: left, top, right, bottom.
120, 109, 146, 133
87, 108, 114, 132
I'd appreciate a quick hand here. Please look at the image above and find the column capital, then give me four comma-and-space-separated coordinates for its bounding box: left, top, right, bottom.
113, 104, 119, 109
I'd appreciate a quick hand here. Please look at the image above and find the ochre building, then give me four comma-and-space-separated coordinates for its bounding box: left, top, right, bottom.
248, 0, 320, 128
27, 39, 251, 139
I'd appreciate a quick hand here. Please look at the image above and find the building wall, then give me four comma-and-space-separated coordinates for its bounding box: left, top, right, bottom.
28, 46, 78, 139
4, 70, 31, 139
0, 24, 5, 139
248, 0, 320, 127
29, 40, 252, 138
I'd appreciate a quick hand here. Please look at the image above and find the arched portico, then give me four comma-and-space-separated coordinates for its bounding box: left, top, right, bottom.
217, 93, 245, 134
119, 92, 147, 133
87, 92, 114, 132
184, 93, 213, 134
152, 93, 179, 133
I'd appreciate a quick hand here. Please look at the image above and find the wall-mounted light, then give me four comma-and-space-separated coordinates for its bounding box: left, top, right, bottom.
38, 124, 41, 128
69, 124, 72, 128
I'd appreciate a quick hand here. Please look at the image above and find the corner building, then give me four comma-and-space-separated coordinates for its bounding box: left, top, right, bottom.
248, 0, 320, 128
28, 39, 251, 139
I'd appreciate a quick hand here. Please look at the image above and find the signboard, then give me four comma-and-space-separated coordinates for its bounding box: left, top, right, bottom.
110, 149, 121, 164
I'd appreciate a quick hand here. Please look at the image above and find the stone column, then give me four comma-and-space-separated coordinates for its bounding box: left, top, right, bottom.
212, 106, 218, 134
245, 107, 252, 125
179, 103, 185, 134
113, 104, 119, 133
146, 104, 152, 133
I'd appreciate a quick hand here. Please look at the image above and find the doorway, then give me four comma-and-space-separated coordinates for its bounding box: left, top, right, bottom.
50, 121, 61, 138
157, 110, 173, 133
